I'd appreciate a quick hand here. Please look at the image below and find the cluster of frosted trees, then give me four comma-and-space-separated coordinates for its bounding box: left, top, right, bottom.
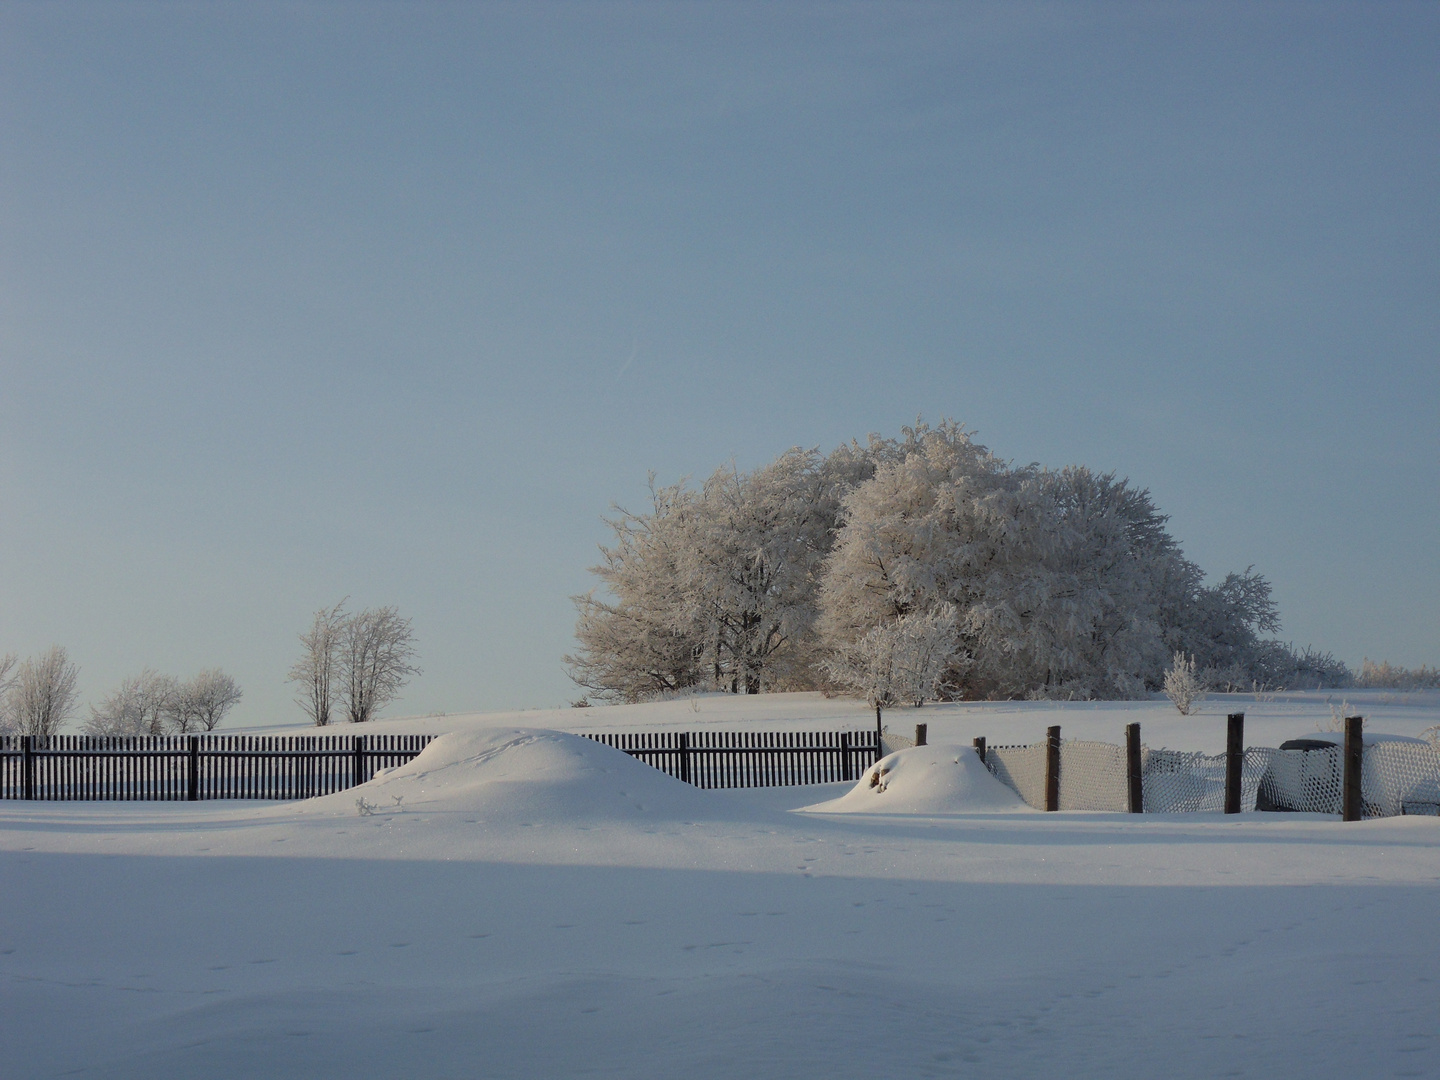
0, 646, 242, 737
568, 422, 1344, 705
86, 668, 243, 736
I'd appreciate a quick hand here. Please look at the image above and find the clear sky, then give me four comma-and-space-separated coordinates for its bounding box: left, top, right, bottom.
2, 2, 1436, 727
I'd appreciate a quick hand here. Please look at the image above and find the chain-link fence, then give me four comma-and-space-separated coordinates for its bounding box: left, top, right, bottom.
977, 732, 1440, 817
986, 742, 1049, 809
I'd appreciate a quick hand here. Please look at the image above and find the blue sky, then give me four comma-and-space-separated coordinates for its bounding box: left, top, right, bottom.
2, 2, 1436, 726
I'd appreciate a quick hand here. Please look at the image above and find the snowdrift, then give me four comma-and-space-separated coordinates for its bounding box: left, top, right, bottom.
801, 744, 1029, 814
307, 727, 723, 825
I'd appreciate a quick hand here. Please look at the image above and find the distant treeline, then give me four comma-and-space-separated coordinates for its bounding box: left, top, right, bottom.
1354, 660, 1440, 691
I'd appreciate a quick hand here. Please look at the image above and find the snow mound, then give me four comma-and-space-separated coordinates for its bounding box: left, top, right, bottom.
310, 728, 721, 824
801, 744, 1029, 814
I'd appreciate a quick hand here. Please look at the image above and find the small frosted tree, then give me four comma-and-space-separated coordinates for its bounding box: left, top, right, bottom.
339, 606, 420, 723
5, 646, 81, 737
289, 600, 348, 726
185, 669, 242, 731
86, 669, 175, 736
1163, 651, 1206, 715
566, 482, 706, 702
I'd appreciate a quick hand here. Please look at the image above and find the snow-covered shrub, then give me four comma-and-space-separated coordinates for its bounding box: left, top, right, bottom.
1163, 652, 1206, 715
823, 606, 960, 707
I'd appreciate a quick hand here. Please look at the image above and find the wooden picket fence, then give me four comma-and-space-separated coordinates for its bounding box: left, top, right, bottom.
0, 734, 434, 801
584, 729, 881, 788
0, 728, 883, 801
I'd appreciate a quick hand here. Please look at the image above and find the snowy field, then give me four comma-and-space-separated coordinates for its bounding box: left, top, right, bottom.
4, 691, 1439, 1079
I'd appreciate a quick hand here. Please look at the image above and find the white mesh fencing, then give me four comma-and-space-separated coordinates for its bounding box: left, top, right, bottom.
972, 731, 1440, 818
1059, 740, 1128, 811
1256, 746, 1341, 814
1141, 749, 1223, 813
879, 732, 917, 757
985, 743, 1048, 810
1254, 742, 1440, 817
1362, 741, 1440, 817
1140, 747, 1269, 813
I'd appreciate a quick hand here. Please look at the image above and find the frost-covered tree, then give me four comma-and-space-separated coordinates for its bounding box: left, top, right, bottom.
681, 449, 849, 694
566, 480, 708, 701
186, 669, 243, 731
85, 669, 176, 736
4, 646, 81, 736
818, 423, 1186, 699
569, 441, 895, 701
1160, 566, 1281, 683
339, 606, 420, 723
818, 421, 1273, 700
174, 669, 243, 732
289, 600, 349, 726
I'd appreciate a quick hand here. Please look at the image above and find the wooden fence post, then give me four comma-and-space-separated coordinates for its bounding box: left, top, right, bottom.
875, 709, 883, 760
1343, 715, 1364, 822
840, 731, 851, 783
353, 735, 366, 788
23, 735, 34, 801
972, 736, 986, 764
915, 723, 927, 747
1045, 725, 1061, 812
1125, 722, 1143, 814
1224, 713, 1244, 814
188, 736, 200, 801
678, 731, 691, 785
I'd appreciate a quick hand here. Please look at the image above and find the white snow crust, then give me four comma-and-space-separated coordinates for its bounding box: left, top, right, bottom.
3, 690, 1439, 1079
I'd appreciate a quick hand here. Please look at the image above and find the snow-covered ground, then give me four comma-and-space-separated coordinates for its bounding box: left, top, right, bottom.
267, 686, 1440, 751
4, 691, 1439, 1078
